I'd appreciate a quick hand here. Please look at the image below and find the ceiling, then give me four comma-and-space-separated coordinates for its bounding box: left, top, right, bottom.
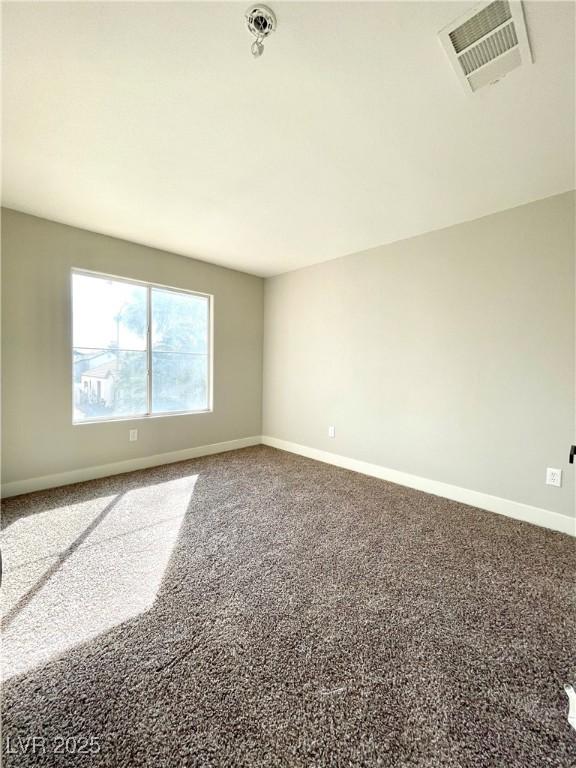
2, 1, 574, 277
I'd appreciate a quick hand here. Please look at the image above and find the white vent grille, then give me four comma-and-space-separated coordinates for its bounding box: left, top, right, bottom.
439, 1, 532, 93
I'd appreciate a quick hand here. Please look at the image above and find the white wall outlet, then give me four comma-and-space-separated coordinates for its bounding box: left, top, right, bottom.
129, 429, 138, 442
328, 425, 336, 438
546, 468, 562, 487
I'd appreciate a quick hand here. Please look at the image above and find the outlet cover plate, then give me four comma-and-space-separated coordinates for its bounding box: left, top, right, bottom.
546, 468, 562, 487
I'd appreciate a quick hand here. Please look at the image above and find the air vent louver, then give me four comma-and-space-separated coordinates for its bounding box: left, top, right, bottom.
439, 1, 532, 93
449, 1, 512, 53
459, 22, 518, 75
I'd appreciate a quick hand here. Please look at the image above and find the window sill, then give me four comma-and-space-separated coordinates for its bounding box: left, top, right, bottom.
73, 409, 213, 425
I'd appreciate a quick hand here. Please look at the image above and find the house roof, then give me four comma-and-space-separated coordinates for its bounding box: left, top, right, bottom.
82, 360, 118, 379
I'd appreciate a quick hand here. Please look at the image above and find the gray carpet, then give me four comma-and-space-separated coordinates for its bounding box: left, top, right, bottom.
2, 445, 575, 767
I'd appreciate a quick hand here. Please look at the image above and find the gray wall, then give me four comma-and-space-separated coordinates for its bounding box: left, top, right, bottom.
263, 192, 575, 518
1, 209, 264, 485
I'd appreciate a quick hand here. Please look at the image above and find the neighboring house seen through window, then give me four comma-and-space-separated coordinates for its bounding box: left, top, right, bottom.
72, 270, 211, 422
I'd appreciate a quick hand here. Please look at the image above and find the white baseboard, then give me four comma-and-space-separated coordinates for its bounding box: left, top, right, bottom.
4, 434, 574, 537
1, 436, 261, 498
261, 436, 575, 537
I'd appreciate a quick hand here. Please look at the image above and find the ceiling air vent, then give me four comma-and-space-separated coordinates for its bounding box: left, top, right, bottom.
439, 1, 532, 93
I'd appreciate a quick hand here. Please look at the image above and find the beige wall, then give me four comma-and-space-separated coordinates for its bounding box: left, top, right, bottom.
3, 195, 575, 518
1, 209, 264, 486
263, 192, 576, 518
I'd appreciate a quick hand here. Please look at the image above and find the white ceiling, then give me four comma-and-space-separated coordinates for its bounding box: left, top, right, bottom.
2, 1, 574, 277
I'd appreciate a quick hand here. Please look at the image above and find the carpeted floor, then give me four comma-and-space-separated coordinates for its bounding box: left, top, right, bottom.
2, 445, 575, 767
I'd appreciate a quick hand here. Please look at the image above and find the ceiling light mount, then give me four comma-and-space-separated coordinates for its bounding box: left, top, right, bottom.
245, 5, 276, 58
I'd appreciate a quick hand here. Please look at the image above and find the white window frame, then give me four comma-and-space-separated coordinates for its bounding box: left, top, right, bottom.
71, 268, 214, 424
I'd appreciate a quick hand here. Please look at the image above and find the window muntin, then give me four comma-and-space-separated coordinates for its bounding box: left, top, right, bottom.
72, 271, 211, 423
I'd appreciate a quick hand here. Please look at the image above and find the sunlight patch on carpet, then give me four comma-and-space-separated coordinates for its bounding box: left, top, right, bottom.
2, 475, 197, 679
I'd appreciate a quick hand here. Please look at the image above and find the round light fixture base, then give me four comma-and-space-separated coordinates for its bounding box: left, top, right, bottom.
245, 5, 276, 57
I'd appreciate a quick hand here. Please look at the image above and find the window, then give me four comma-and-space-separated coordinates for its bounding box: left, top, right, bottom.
72, 270, 211, 422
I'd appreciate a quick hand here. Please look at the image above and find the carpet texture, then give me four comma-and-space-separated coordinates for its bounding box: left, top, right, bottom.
2, 445, 575, 767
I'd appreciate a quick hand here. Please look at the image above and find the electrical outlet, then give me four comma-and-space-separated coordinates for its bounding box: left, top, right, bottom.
328, 425, 336, 438
129, 429, 138, 442
546, 468, 562, 487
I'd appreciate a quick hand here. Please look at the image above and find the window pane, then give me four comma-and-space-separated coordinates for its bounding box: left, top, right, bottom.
151, 288, 209, 354
152, 353, 208, 413
73, 273, 147, 351
73, 348, 147, 421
